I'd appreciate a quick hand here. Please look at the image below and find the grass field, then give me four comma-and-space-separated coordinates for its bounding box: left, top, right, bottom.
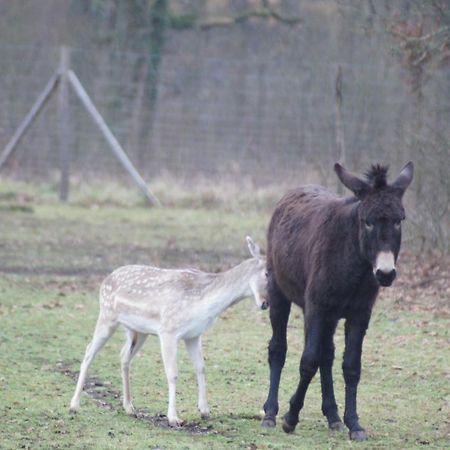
0, 187, 449, 449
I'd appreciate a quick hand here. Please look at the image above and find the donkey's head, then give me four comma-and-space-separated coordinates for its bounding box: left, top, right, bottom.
334, 162, 414, 287
246, 236, 269, 309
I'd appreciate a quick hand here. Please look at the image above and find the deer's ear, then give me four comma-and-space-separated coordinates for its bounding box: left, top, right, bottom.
391, 161, 414, 197
334, 163, 369, 199
246, 236, 261, 259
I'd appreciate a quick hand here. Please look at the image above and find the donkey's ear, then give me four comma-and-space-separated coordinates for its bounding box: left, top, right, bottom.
246, 236, 261, 259
391, 161, 414, 196
334, 163, 369, 199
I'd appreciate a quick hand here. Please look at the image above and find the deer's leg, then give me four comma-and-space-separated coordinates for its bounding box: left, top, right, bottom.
343, 314, 370, 441
159, 333, 182, 427
282, 309, 324, 433
185, 336, 209, 419
262, 277, 291, 428
70, 316, 118, 412
320, 319, 344, 431
121, 330, 148, 416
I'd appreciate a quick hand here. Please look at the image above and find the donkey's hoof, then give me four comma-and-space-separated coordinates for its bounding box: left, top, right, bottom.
281, 415, 297, 434
261, 416, 276, 428
350, 429, 368, 441
200, 412, 210, 420
329, 421, 345, 432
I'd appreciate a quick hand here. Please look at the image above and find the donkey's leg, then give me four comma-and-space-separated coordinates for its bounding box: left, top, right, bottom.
282, 309, 324, 433
342, 314, 371, 441
121, 330, 148, 415
159, 333, 182, 427
70, 316, 118, 412
320, 319, 344, 431
184, 336, 209, 419
262, 277, 291, 428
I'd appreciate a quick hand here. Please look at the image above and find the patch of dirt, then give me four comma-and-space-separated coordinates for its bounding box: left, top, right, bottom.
0, 244, 237, 278
0, 203, 34, 213
134, 409, 221, 435
54, 362, 223, 435
0, 265, 108, 277
55, 362, 119, 411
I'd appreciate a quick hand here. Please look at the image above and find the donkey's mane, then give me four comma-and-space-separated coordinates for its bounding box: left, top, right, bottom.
364, 164, 389, 188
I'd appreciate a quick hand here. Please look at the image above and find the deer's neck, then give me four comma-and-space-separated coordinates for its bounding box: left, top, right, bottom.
202, 259, 256, 315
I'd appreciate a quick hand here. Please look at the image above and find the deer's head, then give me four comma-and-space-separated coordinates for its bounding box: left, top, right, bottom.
246, 236, 269, 309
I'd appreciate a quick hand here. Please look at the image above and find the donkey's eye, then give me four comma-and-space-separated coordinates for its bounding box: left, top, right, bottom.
364, 221, 374, 232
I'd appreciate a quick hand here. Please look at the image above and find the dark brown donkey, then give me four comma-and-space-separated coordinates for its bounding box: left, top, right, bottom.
261, 162, 414, 441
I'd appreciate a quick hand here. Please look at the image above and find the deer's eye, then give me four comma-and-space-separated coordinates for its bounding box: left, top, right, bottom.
364, 220, 374, 232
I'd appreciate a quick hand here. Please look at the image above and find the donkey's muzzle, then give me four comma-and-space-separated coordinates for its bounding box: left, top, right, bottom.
375, 268, 396, 287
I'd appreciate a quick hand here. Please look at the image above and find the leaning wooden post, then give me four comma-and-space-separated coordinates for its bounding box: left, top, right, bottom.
335, 65, 346, 195
0, 72, 60, 171
58, 46, 71, 201
67, 70, 161, 206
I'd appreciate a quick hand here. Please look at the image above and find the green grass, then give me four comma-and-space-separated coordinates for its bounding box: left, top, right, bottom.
0, 188, 449, 449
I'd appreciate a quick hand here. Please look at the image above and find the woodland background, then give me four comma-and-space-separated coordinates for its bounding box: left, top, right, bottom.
0, 0, 449, 249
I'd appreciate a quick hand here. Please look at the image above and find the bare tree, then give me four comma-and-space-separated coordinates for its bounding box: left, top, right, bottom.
388, 0, 450, 251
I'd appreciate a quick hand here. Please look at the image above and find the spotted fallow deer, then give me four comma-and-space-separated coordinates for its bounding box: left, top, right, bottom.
70, 236, 267, 427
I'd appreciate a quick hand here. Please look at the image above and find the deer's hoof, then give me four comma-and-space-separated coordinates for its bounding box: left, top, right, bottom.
350, 429, 368, 441
281, 415, 297, 434
261, 416, 276, 428
168, 417, 184, 428
69, 403, 80, 414
329, 421, 345, 432
124, 404, 137, 417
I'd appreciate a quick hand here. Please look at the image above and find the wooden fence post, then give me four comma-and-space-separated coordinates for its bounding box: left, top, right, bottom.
0, 72, 60, 171
335, 65, 346, 194
58, 46, 71, 201
0, 49, 160, 207
67, 70, 161, 206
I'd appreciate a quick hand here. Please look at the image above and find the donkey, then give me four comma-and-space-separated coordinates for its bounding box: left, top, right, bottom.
70, 237, 267, 427
261, 162, 414, 440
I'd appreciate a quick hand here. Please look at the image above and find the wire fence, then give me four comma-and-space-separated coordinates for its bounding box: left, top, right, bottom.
0, 43, 449, 246
0, 43, 445, 181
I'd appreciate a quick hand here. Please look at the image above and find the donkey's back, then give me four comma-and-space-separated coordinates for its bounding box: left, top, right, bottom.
267, 184, 358, 309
